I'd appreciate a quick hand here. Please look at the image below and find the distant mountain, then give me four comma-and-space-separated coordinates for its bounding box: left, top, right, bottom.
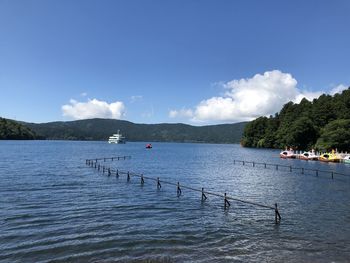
23, 118, 247, 143
0, 117, 38, 140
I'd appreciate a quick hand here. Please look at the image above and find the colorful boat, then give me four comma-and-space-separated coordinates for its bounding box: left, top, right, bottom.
342, 155, 350, 164
318, 150, 341, 162
146, 143, 152, 149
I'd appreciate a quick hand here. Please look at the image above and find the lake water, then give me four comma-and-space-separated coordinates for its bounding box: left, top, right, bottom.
1, 141, 350, 262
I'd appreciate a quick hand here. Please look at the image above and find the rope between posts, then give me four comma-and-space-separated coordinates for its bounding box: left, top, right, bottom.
86, 157, 282, 224
106, 168, 275, 210
233, 159, 349, 178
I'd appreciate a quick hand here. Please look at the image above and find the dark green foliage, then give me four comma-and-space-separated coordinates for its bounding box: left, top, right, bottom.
0, 118, 37, 140
315, 119, 350, 151
24, 119, 247, 143
242, 88, 350, 150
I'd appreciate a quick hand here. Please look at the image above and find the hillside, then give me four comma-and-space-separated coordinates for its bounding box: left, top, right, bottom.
0, 117, 38, 140
241, 88, 350, 151
24, 119, 247, 143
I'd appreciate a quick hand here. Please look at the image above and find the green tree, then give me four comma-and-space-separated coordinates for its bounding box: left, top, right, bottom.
315, 119, 350, 151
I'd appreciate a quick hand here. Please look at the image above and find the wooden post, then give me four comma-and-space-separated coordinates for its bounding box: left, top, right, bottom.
94, 162, 97, 169
290, 166, 292, 172
331, 172, 334, 179
253, 162, 255, 167
234, 160, 235, 164
127, 171, 130, 182
98, 164, 100, 171
104, 158, 106, 162
111, 157, 114, 161
177, 182, 182, 197
157, 177, 161, 189
224, 193, 230, 209
276, 165, 278, 170
201, 187, 207, 201
116, 169, 119, 178
275, 203, 281, 224
264, 163, 266, 168
141, 174, 144, 185
103, 167, 105, 173
301, 168, 304, 174
243, 161, 245, 165
108, 168, 111, 176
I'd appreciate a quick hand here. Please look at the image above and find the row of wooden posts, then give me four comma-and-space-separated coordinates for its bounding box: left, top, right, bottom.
233, 160, 349, 180
85, 157, 282, 224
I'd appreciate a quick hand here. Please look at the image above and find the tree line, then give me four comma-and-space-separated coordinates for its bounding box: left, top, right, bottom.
0, 117, 37, 140
241, 88, 350, 151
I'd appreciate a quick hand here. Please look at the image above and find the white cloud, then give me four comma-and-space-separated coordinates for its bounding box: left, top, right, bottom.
329, 84, 348, 95
130, 95, 143, 103
62, 98, 125, 120
169, 70, 324, 123
169, 108, 193, 118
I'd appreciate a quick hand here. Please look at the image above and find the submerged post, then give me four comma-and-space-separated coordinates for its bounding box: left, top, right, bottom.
264, 163, 267, 168
275, 203, 281, 224
157, 177, 161, 189
177, 182, 182, 197
127, 171, 130, 182
224, 193, 230, 209
116, 169, 119, 178
108, 168, 111, 176
201, 187, 207, 201
301, 168, 304, 174
290, 166, 292, 172
141, 174, 144, 185
331, 172, 334, 179
276, 165, 278, 170
316, 170, 319, 177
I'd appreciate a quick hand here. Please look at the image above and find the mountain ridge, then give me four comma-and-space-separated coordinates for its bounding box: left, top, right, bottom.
22, 118, 247, 143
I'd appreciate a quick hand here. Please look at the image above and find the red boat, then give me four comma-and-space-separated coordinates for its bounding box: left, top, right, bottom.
146, 143, 152, 149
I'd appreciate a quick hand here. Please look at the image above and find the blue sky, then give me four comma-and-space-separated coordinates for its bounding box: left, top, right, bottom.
0, 0, 349, 125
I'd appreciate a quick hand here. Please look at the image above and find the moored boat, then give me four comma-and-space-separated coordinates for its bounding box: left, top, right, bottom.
318, 151, 341, 162
299, 150, 319, 161
280, 149, 296, 159
342, 155, 350, 164
146, 143, 152, 149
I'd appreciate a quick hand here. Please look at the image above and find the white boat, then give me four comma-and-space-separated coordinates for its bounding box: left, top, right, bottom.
300, 150, 319, 161
342, 155, 350, 164
280, 148, 296, 159
108, 130, 126, 144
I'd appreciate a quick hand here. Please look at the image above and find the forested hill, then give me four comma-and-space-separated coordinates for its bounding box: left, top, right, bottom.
24, 119, 247, 143
241, 88, 350, 151
0, 117, 38, 140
